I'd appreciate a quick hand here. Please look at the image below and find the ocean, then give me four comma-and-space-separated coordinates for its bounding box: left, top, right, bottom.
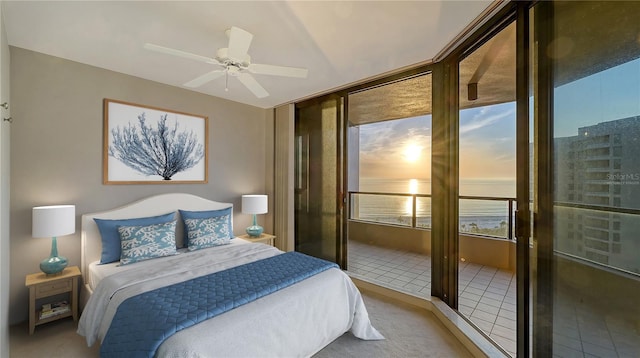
353, 178, 516, 233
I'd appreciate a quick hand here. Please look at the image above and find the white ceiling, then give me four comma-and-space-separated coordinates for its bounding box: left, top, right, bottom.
2, 1, 495, 109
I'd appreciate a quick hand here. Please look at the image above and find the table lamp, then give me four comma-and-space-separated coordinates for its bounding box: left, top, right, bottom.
242, 195, 268, 237
32, 205, 75, 275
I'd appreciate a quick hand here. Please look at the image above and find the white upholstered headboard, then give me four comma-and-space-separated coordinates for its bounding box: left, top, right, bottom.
81, 193, 233, 285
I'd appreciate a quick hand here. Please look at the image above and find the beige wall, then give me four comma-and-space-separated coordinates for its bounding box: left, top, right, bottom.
459, 233, 515, 271
349, 221, 432, 255
9, 47, 274, 324
1, 5, 11, 356
349, 221, 516, 271
274, 104, 294, 251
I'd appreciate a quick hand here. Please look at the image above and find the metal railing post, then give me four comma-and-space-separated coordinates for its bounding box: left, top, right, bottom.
412, 195, 417, 228
508, 199, 514, 240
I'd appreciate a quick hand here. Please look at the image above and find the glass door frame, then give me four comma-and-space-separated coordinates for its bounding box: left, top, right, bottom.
531, 2, 554, 356
515, 3, 532, 357
433, 3, 538, 357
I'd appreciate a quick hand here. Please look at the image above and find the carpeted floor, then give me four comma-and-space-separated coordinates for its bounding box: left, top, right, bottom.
314, 291, 472, 358
10, 290, 471, 358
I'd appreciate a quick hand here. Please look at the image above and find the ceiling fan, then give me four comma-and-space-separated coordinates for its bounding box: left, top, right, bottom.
144, 26, 308, 98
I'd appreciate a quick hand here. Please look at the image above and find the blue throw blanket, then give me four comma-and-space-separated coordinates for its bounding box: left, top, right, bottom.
100, 251, 338, 358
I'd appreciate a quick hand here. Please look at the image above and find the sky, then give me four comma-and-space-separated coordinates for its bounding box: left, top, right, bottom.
358, 101, 516, 180
459, 102, 516, 179
358, 115, 431, 179
358, 57, 640, 182
554, 58, 640, 138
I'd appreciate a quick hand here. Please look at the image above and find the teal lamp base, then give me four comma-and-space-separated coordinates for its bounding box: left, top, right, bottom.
246, 214, 264, 237
246, 225, 264, 237
40, 237, 67, 275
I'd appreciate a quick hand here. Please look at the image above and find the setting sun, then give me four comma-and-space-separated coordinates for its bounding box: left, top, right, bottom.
403, 144, 422, 163
408, 178, 418, 194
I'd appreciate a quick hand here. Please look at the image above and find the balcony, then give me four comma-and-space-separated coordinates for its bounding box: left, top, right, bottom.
348, 240, 518, 355
348, 191, 517, 354
347, 192, 640, 357
349, 192, 516, 269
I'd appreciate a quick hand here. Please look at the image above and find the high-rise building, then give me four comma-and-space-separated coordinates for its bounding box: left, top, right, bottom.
555, 116, 640, 274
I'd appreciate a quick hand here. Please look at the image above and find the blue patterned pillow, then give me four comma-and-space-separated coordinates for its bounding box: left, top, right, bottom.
94, 212, 176, 264
118, 220, 178, 265
179, 207, 233, 247
184, 215, 231, 251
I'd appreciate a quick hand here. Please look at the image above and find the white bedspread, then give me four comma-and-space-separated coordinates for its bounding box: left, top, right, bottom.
78, 241, 383, 357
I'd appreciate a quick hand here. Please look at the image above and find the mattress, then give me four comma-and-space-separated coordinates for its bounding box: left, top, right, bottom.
86, 238, 252, 291
78, 240, 383, 356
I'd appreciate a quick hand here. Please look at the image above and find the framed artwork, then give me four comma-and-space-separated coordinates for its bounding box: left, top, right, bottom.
103, 99, 208, 184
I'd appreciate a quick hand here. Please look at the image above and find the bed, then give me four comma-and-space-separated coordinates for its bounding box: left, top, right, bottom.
77, 193, 383, 357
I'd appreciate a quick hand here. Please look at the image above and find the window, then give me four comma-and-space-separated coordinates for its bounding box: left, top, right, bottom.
349, 74, 432, 228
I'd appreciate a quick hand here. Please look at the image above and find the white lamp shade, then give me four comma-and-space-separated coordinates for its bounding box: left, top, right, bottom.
242, 195, 268, 215
32, 205, 76, 238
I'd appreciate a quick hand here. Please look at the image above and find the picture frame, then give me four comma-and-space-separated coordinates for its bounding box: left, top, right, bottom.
103, 99, 208, 184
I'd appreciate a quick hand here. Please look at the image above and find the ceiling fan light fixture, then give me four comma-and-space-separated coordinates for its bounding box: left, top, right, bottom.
227, 65, 241, 76
216, 48, 250, 67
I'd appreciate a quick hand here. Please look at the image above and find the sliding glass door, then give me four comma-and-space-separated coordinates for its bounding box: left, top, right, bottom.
533, 2, 640, 357
457, 20, 518, 355
437, 5, 534, 356
294, 96, 345, 265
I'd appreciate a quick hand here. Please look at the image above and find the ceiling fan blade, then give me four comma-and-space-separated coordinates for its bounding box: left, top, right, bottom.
183, 70, 225, 88
237, 72, 269, 98
248, 63, 308, 78
227, 26, 253, 60
144, 43, 219, 64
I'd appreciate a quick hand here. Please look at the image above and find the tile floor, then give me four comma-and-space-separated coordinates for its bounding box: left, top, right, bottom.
347, 240, 640, 358
457, 259, 517, 355
347, 240, 517, 355
552, 288, 640, 358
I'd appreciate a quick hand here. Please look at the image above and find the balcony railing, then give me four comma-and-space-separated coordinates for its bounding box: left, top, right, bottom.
348, 191, 640, 277
348, 191, 516, 240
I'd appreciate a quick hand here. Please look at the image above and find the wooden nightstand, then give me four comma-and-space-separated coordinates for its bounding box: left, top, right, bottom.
237, 233, 276, 247
25, 266, 81, 335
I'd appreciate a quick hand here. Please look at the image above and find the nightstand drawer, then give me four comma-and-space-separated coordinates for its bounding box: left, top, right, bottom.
35, 278, 72, 297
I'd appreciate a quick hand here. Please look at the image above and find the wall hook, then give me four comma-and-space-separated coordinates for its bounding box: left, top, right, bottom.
0, 103, 8, 110
3, 117, 12, 123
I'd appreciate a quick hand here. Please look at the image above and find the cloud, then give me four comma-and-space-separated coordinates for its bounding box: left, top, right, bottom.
359, 124, 395, 153
358, 115, 432, 178
460, 106, 514, 135
359, 115, 431, 154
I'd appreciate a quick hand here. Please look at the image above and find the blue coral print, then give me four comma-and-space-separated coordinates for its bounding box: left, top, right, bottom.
118, 221, 178, 265
185, 215, 231, 251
